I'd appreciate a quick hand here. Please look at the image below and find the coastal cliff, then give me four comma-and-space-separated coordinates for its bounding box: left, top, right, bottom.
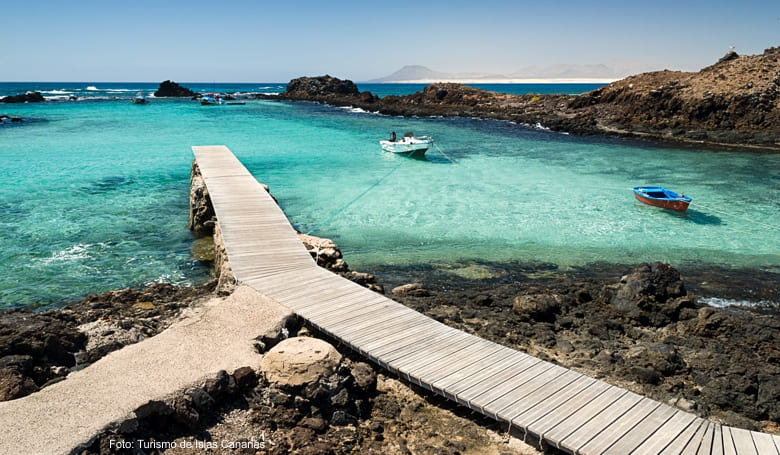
278, 48, 780, 149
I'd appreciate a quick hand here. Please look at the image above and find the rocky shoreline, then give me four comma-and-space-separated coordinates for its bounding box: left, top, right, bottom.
0, 160, 776, 453
1, 237, 776, 453
273, 47, 780, 150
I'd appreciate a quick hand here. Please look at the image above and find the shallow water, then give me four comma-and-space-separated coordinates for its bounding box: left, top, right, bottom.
1, 83, 777, 308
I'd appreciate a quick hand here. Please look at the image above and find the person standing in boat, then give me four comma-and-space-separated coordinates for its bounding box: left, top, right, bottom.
389, 131, 396, 142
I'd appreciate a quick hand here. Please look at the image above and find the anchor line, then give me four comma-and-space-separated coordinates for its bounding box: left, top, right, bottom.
432, 142, 458, 165
306, 160, 405, 235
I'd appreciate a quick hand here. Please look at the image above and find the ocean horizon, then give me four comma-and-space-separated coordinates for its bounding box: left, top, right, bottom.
1, 81, 777, 309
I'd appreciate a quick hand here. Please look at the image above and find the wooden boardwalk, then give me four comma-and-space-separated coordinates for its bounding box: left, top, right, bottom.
193, 146, 779, 455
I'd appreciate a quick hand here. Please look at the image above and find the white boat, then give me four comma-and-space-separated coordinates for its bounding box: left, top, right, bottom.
131, 91, 147, 104
379, 132, 433, 157
200, 93, 224, 105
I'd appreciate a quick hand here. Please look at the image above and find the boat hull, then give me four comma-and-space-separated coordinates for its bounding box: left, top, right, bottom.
379, 137, 433, 157
632, 186, 691, 212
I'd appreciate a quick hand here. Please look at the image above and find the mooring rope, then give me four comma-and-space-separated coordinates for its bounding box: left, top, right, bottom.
306, 160, 405, 235
433, 142, 458, 165
691, 202, 779, 231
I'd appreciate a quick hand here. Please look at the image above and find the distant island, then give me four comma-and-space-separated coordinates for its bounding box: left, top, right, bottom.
279, 48, 780, 150
364, 63, 659, 84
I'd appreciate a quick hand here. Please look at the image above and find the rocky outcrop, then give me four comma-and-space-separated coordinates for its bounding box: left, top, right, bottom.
281, 75, 363, 100
606, 261, 694, 326
212, 223, 235, 296
388, 261, 779, 431
187, 160, 215, 236
153, 80, 196, 98
298, 232, 384, 293
278, 47, 780, 149
570, 47, 780, 146
1, 92, 45, 103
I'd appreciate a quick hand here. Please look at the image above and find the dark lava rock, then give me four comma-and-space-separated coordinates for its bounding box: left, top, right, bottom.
277, 48, 780, 148
1, 92, 45, 103
378, 260, 779, 431
153, 80, 196, 97
607, 262, 695, 325
282, 75, 360, 100
513, 293, 563, 322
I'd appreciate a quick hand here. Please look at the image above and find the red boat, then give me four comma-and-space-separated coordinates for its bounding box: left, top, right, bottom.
633, 186, 692, 212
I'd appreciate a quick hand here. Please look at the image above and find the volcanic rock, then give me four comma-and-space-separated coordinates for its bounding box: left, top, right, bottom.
281, 75, 361, 100
1, 92, 45, 103
154, 80, 196, 98
278, 47, 780, 148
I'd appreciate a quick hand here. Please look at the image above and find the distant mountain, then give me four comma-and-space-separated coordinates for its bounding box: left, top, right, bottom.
366, 65, 506, 83
366, 63, 658, 83
510, 64, 620, 80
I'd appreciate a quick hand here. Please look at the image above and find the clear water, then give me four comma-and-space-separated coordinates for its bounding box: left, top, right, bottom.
1, 82, 778, 308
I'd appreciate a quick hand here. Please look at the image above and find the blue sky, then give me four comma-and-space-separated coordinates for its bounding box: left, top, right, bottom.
2, 0, 777, 82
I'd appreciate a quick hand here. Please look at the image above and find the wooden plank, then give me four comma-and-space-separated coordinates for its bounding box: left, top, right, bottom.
359, 318, 442, 353
654, 418, 706, 455
444, 353, 539, 399
366, 325, 459, 364
601, 404, 678, 455
278, 284, 372, 313
729, 427, 758, 455
347, 313, 436, 348
410, 339, 505, 386
514, 375, 598, 430
396, 335, 486, 384
484, 366, 576, 419
531, 379, 616, 441
578, 397, 660, 455
695, 420, 716, 455
546, 388, 636, 451
342, 310, 428, 345
711, 424, 725, 455
615, 407, 698, 455
390, 330, 480, 372
459, 361, 557, 412
722, 426, 738, 455
678, 421, 713, 455
431, 346, 518, 392
749, 431, 779, 455
383, 327, 466, 368
300, 292, 390, 323
494, 369, 583, 423
310, 300, 404, 333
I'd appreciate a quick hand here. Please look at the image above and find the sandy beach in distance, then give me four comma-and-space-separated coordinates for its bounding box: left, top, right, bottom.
375, 77, 620, 84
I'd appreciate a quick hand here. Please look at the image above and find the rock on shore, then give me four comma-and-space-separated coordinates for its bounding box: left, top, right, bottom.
154, 80, 196, 98
278, 47, 780, 148
1, 92, 45, 103
386, 261, 779, 432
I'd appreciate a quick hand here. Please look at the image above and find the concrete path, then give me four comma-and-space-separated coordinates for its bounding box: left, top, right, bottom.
0, 285, 292, 455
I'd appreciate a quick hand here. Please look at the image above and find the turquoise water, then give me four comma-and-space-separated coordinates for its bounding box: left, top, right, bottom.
1, 83, 778, 308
